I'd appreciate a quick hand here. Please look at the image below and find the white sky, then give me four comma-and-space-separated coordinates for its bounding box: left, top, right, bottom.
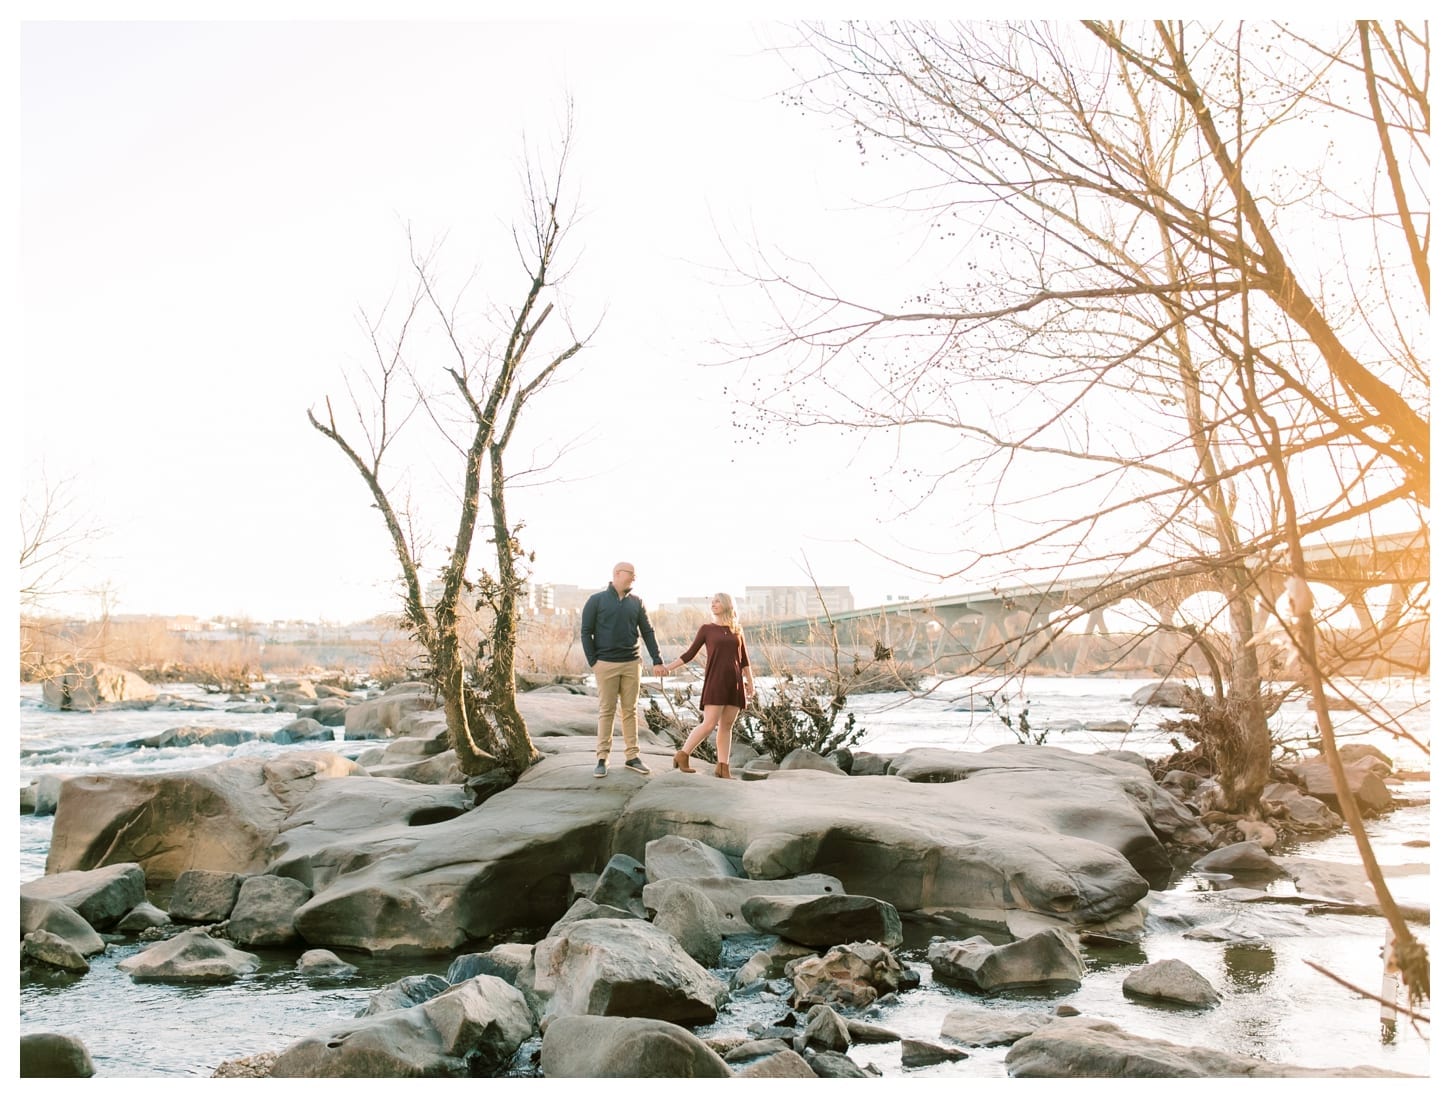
15, 5, 978, 623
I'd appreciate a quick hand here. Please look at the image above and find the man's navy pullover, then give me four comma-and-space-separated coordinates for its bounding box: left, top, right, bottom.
580, 585, 664, 666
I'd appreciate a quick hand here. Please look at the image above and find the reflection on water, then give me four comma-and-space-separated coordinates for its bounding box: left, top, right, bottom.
1221, 943, 1276, 991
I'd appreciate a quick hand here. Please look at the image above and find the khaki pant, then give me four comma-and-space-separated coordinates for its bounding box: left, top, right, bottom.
594, 659, 643, 761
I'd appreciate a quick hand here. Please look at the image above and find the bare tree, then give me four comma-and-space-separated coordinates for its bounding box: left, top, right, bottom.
739, 14, 1427, 1006
309, 124, 591, 780
19, 468, 102, 613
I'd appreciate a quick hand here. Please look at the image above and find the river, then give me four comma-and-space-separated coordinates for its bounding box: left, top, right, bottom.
17, 674, 1431, 1078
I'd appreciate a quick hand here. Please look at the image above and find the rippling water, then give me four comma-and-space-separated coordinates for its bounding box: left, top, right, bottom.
17, 676, 1432, 1077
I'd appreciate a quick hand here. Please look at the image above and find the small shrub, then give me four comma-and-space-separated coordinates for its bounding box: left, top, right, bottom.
737, 674, 866, 763
985, 693, 1049, 746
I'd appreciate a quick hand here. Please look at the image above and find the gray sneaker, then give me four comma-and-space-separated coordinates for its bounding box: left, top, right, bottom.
593, 760, 607, 779
624, 757, 651, 775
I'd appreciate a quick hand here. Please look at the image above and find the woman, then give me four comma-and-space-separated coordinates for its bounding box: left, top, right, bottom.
663, 591, 755, 778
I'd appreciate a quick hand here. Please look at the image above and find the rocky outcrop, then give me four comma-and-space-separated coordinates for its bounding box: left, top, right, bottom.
41, 738, 1200, 956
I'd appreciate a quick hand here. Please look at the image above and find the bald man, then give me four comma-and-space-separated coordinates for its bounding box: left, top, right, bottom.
580, 561, 666, 778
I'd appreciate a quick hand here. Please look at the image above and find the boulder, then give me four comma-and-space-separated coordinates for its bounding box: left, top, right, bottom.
297, 948, 359, 977
271, 975, 532, 1077
132, 726, 259, 749
804, 1048, 873, 1077
800, 1003, 851, 1052
545, 897, 641, 937
1122, 958, 1220, 1007
1005, 1015, 1415, 1077
22, 929, 91, 972
226, 874, 312, 947
42, 661, 158, 709
20, 863, 146, 930
517, 917, 728, 1027
343, 687, 436, 738
357, 974, 451, 1017
32, 775, 64, 816
1261, 781, 1343, 831
901, 1037, 969, 1067
271, 717, 333, 744
644, 834, 739, 881
790, 941, 911, 1008
19, 1032, 95, 1077
941, 1006, 1053, 1047
778, 748, 846, 774
741, 892, 904, 948
734, 1049, 817, 1077
117, 927, 260, 983
1130, 681, 1202, 709
540, 1015, 732, 1078
641, 873, 846, 939
168, 868, 244, 923
116, 901, 171, 932
1191, 841, 1285, 877
928, 928, 1085, 993
1291, 757, 1394, 815
44, 754, 364, 883
446, 943, 534, 987
19, 896, 105, 955
587, 852, 648, 914
307, 699, 349, 727
646, 878, 723, 966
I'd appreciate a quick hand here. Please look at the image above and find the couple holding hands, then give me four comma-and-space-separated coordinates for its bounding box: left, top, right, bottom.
580, 561, 754, 781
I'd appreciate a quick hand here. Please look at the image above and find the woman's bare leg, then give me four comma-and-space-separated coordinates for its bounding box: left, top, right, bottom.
715, 706, 742, 766
681, 706, 722, 756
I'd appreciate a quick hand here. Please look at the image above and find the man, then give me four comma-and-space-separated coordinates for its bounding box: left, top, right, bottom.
580, 561, 666, 778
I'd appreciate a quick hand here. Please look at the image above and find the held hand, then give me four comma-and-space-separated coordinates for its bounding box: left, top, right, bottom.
652, 664, 667, 677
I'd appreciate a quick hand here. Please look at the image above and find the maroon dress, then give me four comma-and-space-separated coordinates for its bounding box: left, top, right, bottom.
678, 623, 751, 708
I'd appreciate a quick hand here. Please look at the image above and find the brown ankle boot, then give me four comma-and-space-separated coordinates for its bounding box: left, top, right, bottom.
672, 750, 696, 773
713, 761, 732, 779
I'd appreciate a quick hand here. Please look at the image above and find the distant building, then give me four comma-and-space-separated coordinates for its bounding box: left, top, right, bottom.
742, 585, 854, 621
661, 595, 714, 615
533, 582, 590, 615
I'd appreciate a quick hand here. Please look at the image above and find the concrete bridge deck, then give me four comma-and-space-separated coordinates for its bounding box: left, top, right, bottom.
745, 531, 1428, 677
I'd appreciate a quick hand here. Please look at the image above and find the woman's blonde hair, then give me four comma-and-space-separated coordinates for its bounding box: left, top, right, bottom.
714, 591, 741, 634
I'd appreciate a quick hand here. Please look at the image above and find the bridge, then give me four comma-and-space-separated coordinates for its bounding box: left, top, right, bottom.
744, 530, 1429, 678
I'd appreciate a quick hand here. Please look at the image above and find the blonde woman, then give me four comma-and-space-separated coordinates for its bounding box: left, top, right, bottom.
663, 592, 755, 779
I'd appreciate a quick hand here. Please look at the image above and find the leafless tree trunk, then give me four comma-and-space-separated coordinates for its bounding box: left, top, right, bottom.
308, 121, 591, 780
